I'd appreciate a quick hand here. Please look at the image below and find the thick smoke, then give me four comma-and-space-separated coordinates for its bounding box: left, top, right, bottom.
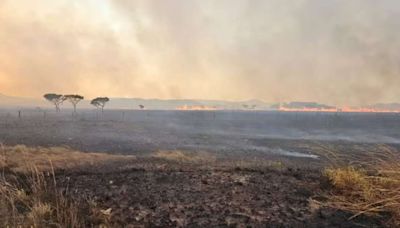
1, 0, 400, 105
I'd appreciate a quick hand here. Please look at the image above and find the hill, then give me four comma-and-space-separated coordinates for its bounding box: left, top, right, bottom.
0, 93, 270, 110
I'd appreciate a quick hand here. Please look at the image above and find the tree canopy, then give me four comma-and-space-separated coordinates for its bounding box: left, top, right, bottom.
43, 93, 66, 112
64, 94, 84, 101
64, 94, 84, 113
91, 97, 110, 112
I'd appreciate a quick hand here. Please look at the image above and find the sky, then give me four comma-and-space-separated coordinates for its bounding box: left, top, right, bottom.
0, 0, 399, 105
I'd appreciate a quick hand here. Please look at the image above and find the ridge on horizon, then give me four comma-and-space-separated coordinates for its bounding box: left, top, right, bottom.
0, 92, 267, 103
0, 92, 399, 111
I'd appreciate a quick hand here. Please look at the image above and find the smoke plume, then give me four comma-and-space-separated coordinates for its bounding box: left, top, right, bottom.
0, 0, 399, 105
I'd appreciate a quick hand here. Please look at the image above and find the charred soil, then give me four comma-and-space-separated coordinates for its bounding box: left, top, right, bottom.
47, 158, 384, 228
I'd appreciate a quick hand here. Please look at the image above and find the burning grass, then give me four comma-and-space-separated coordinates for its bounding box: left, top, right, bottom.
323, 146, 400, 226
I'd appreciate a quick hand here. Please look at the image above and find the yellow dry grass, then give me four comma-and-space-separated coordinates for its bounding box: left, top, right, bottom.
324, 145, 400, 226
0, 166, 86, 227
152, 150, 217, 164
0, 144, 126, 227
0, 144, 135, 172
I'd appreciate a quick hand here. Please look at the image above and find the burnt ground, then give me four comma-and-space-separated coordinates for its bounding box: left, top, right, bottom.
0, 110, 397, 227
51, 158, 384, 228
1, 110, 400, 159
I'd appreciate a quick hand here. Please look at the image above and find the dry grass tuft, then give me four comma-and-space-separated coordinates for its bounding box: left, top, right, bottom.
325, 167, 371, 195
153, 150, 217, 164
0, 144, 132, 227
324, 146, 400, 226
28, 202, 52, 225
0, 144, 135, 172
0, 166, 90, 227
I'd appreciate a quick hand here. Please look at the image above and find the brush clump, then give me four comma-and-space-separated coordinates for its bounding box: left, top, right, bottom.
0, 168, 84, 227
324, 147, 400, 226
0, 144, 118, 227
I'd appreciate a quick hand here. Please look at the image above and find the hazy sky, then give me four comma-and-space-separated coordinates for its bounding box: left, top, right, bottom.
0, 0, 399, 105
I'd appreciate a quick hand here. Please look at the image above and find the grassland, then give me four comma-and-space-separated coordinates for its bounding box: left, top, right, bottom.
0, 144, 394, 227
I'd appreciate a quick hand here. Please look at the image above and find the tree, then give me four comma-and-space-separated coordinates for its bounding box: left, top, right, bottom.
91, 97, 110, 113
43, 93, 66, 112
64, 94, 84, 114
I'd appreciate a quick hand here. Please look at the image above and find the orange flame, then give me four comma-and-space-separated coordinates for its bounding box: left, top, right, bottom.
278, 107, 338, 112
279, 106, 400, 113
340, 106, 400, 113
176, 105, 218, 111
